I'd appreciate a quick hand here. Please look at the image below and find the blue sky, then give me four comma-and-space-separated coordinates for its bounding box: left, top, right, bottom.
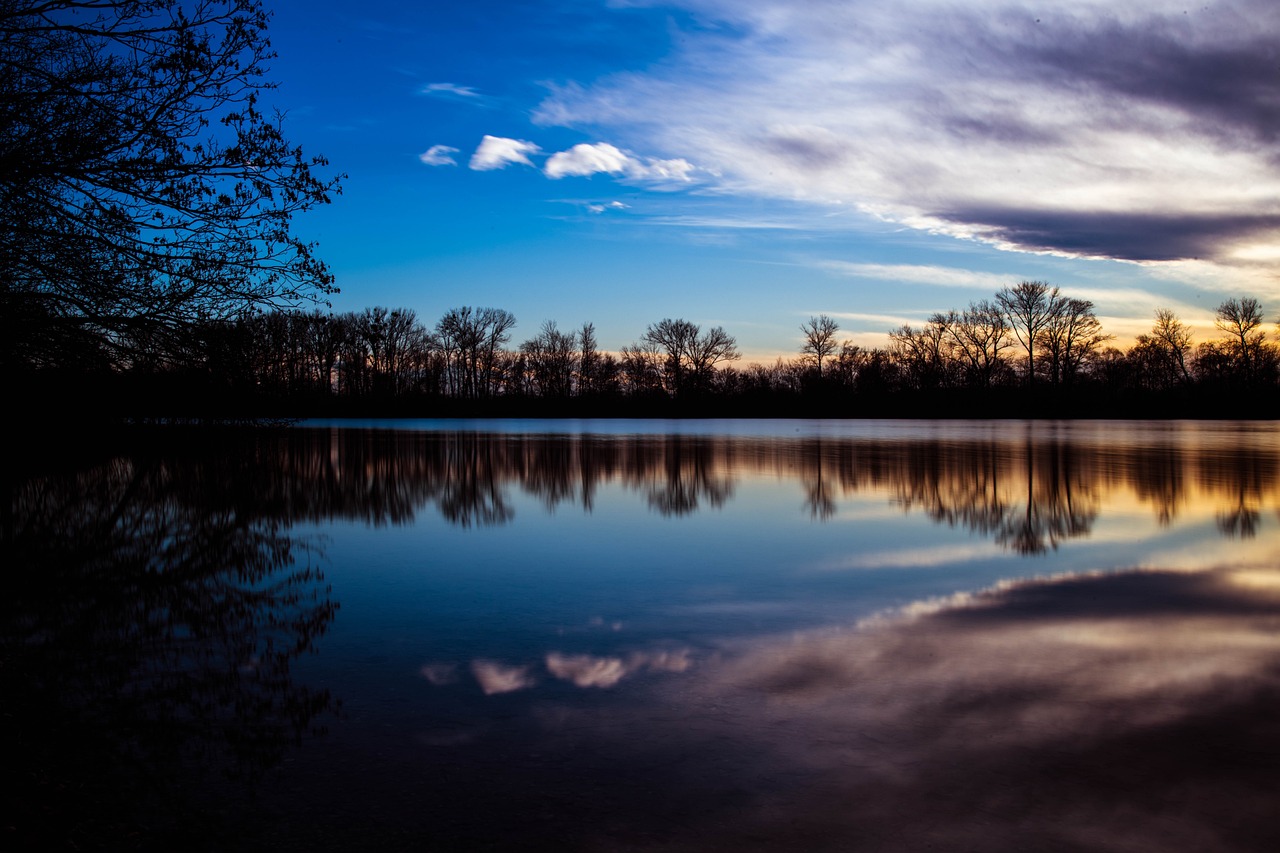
266, 0, 1280, 360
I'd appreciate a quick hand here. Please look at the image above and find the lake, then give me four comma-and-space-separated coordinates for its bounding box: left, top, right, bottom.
6, 419, 1280, 851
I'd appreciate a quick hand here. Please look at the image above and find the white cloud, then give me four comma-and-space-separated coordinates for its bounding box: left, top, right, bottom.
469, 135, 541, 171
586, 201, 630, 214
546, 142, 632, 178
545, 142, 695, 182
419, 144, 459, 166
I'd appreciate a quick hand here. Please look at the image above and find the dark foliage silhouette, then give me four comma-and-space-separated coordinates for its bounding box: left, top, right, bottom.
1, 0, 341, 372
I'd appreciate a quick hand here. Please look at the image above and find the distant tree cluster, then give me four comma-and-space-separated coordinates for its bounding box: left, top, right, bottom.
177, 308, 741, 411
18, 279, 1274, 419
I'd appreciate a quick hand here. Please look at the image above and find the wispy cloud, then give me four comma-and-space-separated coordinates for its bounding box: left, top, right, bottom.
469, 135, 541, 171
817, 262, 1019, 291
421, 82, 482, 99
534, 0, 1280, 270
419, 144, 459, 166
586, 200, 630, 214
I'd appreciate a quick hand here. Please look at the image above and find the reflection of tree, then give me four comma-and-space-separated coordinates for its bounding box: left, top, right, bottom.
1202, 445, 1276, 540
803, 470, 837, 520
881, 437, 1101, 555
436, 432, 514, 527
1126, 445, 1187, 526
2, 456, 338, 849
642, 436, 735, 517
129, 427, 1280, 544
994, 439, 1100, 555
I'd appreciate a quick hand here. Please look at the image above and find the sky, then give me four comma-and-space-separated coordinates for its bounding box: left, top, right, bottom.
265, 0, 1280, 361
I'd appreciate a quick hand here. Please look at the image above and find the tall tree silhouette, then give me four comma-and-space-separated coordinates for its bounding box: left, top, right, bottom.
800, 315, 840, 378
996, 281, 1062, 386
1, 0, 342, 369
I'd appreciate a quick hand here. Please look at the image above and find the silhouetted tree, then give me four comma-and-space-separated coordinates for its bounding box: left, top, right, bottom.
619, 340, 665, 396
1040, 298, 1110, 387
800, 315, 840, 378
946, 300, 1014, 388
889, 319, 952, 390
1212, 297, 1273, 387
520, 320, 578, 398
578, 321, 600, 395
436, 307, 517, 398
1142, 308, 1194, 386
639, 318, 740, 397
996, 281, 1062, 386
1, 0, 341, 369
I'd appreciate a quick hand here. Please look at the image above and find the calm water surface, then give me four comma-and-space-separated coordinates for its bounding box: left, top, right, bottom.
7, 419, 1280, 851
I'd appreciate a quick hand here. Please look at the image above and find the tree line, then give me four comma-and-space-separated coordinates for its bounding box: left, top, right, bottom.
19, 279, 1276, 418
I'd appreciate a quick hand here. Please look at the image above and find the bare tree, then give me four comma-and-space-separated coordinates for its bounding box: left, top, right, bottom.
578, 322, 600, 395
685, 325, 741, 392
996, 281, 1062, 385
1214, 297, 1269, 384
800, 315, 840, 377
619, 341, 664, 395
520, 320, 579, 398
1040, 298, 1111, 386
888, 319, 952, 390
1149, 308, 1194, 384
639, 318, 740, 397
435, 307, 516, 398
641, 318, 697, 395
945, 300, 1013, 388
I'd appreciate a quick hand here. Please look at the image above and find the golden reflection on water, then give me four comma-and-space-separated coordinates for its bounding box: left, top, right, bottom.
282, 424, 1280, 553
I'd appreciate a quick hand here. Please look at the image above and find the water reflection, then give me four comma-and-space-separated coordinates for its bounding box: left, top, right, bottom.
269, 425, 1279, 553
2, 451, 338, 850
7, 422, 1280, 851
274, 565, 1280, 852
654, 566, 1280, 851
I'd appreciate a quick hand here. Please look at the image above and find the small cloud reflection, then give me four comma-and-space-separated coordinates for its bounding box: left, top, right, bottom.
546, 649, 694, 688
419, 663, 458, 686
827, 541, 1004, 570
470, 660, 536, 695
546, 653, 628, 688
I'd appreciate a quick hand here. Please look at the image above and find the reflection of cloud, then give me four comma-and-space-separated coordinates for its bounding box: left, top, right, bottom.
470, 660, 536, 695
545, 648, 694, 688
828, 541, 1003, 570
669, 565, 1280, 849
546, 653, 628, 688
420, 662, 458, 685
